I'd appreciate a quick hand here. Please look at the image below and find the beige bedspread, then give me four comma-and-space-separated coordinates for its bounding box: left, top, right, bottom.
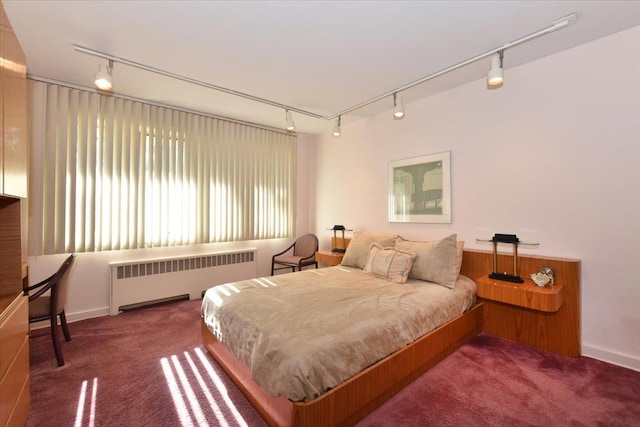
201, 266, 476, 402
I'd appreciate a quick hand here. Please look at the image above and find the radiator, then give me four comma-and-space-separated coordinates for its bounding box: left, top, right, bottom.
109, 249, 257, 315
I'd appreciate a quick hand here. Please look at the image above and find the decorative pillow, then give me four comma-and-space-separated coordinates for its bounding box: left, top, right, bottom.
341, 232, 397, 269
363, 243, 416, 284
395, 234, 459, 289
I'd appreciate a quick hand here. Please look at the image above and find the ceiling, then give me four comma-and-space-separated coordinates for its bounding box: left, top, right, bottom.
4, 1, 640, 135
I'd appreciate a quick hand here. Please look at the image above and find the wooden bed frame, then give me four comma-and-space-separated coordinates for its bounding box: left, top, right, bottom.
201, 248, 580, 426
201, 297, 483, 426
202, 304, 482, 427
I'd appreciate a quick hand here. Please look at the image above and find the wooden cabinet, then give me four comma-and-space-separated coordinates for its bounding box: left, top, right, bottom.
1, 2, 28, 198
0, 3, 30, 425
0, 294, 29, 427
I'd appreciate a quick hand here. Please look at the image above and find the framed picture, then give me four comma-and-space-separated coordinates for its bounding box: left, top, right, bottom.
388, 151, 451, 223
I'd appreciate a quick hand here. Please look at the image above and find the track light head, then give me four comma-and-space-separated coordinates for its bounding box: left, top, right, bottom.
332, 116, 341, 137
94, 61, 113, 91
487, 51, 504, 87
393, 93, 405, 119
285, 110, 295, 131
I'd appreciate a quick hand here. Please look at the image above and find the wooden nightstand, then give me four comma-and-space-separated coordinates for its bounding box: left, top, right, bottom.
315, 250, 344, 267
475, 272, 579, 357
476, 275, 565, 312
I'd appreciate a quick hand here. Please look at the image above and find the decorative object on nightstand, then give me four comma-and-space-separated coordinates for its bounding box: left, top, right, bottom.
328, 225, 352, 253
531, 266, 555, 287
476, 233, 539, 283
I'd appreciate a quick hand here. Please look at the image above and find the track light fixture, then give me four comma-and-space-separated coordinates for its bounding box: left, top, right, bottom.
94, 60, 113, 91
487, 50, 504, 87
332, 116, 341, 137
393, 93, 405, 119
285, 110, 295, 131
73, 13, 577, 136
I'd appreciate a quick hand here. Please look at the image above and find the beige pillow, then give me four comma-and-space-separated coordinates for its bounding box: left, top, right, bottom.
341, 232, 398, 269
364, 243, 416, 284
395, 234, 459, 289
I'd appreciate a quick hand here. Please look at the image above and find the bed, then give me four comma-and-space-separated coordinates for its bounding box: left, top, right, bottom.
201, 233, 483, 426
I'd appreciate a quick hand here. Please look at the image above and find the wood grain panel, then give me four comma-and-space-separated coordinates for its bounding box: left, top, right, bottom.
476, 276, 565, 312
0, 197, 22, 298
315, 251, 344, 266
0, 0, 28, 198
0, 294, 27, 377
5, 373, 29, 427
461, 249, 581, 357
0, 332, 29, 427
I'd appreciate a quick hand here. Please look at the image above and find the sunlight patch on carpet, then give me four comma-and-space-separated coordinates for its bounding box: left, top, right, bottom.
183, 351, 231, 427
195, 347, 249, 427
74, 377, 98, 427
161, 349, 249, 427
162, 357, 197, 427
171, 355, 210, 426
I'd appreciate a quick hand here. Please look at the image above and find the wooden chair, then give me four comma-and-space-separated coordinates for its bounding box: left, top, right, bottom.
26, 254, 75, 367
271, 234, 318, 275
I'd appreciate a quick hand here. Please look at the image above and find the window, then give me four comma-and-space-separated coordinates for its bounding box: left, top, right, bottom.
29, 81, 296, 255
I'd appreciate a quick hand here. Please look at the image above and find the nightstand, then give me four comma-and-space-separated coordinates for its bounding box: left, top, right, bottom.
476, 275, 565, 312
475, 273, 579, 357
315, 250, 344, 267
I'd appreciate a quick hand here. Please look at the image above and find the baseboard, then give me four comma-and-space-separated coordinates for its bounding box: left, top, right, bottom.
67, 307, 110, 322
582, 343, 640, 372
29, 306, 110, 331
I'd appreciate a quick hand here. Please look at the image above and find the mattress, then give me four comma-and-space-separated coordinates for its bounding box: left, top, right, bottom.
201, 266, 476, 402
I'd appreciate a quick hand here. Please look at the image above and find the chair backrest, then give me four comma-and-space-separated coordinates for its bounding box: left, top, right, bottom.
293, 234, 318, 258
49, 254, 75, 314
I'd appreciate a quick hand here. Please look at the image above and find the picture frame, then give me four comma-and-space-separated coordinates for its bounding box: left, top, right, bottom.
388, 151, 451, 223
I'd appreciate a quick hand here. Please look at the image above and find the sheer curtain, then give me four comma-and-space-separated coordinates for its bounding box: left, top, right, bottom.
29, 81, 296, 255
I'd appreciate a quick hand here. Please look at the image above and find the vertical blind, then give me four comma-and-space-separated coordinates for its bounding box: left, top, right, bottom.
29, 81, 296, 255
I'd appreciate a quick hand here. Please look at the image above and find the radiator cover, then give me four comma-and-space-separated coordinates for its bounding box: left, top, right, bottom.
109, 249, 257, 315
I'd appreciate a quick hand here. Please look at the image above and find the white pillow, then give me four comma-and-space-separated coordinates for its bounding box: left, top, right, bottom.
364, 243, 416, 284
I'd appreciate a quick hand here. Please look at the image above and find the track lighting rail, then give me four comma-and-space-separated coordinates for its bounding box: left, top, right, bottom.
73, 44, 325, 120
74, 13, 576, 131
325, 13, 576, 120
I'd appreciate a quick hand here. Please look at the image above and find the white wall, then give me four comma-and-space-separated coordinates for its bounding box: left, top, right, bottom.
27, 135, 316, 321
312, 26, 640, 370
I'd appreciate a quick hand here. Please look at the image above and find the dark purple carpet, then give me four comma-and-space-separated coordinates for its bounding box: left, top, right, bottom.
27, 300, 640, 426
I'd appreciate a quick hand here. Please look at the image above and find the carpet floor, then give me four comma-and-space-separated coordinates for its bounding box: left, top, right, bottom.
27, 299, 640, 426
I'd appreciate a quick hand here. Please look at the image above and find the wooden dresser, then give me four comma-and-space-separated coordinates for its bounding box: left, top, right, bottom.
1, 1, 30, 425
0, 294, 29, 427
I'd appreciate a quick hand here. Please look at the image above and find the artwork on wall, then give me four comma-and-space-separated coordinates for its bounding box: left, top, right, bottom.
388, 151, 451, 223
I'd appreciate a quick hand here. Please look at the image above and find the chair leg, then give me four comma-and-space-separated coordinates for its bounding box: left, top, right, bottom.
60, 310, 72, 342
271, 261, 275, 276
50, 315, 65, 367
